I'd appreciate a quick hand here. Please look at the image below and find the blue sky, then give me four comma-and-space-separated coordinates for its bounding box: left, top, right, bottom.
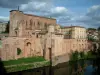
0, 0, 100, 28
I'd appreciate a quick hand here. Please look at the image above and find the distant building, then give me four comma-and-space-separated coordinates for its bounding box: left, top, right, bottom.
60, 26, 87, 39
63, 39, 88, 52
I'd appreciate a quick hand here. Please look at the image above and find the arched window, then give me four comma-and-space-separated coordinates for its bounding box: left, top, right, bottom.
15, 31, 17, 36
27, 42, 31, 46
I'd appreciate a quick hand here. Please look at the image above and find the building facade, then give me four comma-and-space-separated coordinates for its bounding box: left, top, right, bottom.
60, 26, 87, 39
9, 10, 56, 37
0, 10, 89, 65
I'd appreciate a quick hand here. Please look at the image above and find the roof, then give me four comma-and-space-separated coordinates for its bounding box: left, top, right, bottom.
10, 10, 56, 20
10, 10, 23, 12
24, 14, 56, 20
61, 26, 85, 29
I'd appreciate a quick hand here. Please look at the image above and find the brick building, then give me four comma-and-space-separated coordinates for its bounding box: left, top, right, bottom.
0, 10, 90, 65
9, 10, 56, 37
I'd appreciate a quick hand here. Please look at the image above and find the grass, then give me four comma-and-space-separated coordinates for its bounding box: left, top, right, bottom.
3, 56, 46, 66
5, 61, 50, 73
2, 56, 50, 73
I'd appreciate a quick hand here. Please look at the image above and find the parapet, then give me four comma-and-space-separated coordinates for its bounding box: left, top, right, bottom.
10, 10, 23, 13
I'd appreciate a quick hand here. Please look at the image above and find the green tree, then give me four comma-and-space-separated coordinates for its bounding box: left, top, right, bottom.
88, 28, 96, 31
5, 21, 9, 33
98, 27, 100, 31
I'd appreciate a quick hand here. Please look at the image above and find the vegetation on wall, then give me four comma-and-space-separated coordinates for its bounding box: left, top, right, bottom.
17, 48, 22, 55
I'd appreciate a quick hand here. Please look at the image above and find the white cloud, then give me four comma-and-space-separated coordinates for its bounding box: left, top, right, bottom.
20, 0, 69, 18
20, 1, 49, 12
20, 2, 100, 28
88, 5, 100, 12
44, 6, 69, 18
0, 16, 9, 22
50, 7, 68, 14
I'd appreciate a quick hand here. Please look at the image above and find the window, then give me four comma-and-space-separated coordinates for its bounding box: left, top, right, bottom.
30, 19, 33, 25
36, 34, 38, 38
26, 21, 28, 29
38, 21, 40, 26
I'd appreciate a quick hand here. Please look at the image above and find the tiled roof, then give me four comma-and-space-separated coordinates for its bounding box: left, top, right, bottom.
24, 14, 56, 20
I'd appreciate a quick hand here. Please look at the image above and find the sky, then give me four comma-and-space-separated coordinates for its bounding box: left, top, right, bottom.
0, 0, 100, 28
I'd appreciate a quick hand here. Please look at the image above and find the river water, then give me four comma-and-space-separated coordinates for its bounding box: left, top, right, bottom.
8, 62, 69, 75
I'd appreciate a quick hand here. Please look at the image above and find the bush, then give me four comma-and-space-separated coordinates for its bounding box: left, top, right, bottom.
70, 51, 79, 61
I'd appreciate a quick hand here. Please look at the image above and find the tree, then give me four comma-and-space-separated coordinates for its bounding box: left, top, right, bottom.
88, 28, 96, 31
5, 21, 9, 33
97, 27, 100, 31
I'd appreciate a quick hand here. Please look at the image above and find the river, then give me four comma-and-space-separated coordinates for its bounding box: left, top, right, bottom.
7, 59, 99, 75
7, 62, 69, 75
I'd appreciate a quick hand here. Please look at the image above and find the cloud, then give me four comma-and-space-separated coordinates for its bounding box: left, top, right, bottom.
0, 0, 69, 23
20, 1, 50, 13
0, 0, 99, 28
0, 16, 9, 22
47, 7, 68, 18
20, 0, 69, 18
0, 0, 31, 8
79, 5, 100, 28
0, 0, 51, 8
0, 0, 70, 24
59, 5, 100, 28
43, 6, 69, 18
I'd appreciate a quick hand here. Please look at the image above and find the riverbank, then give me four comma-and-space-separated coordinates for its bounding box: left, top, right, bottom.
2, 57, 50, 73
